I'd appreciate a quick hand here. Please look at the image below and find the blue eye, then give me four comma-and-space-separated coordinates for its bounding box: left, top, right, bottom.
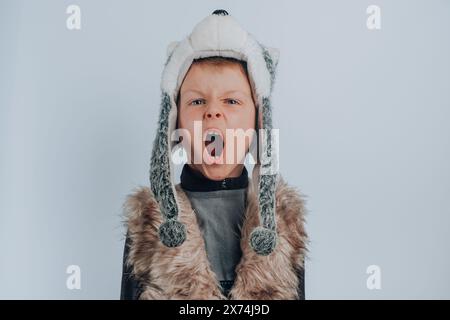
190, 99, 205, 106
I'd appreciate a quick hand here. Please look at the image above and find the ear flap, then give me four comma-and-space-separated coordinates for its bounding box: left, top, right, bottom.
166, 41, 179, 58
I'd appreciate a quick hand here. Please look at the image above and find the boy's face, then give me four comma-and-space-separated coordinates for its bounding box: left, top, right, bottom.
178, 61, 256, 181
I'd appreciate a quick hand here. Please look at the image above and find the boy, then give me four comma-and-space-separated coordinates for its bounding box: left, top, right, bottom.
121, 10, 307, 299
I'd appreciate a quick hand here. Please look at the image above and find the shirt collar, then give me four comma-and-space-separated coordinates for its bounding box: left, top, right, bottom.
180, 164, 248, 192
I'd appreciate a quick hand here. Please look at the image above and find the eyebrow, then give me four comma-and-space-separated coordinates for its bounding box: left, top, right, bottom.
222, 90, 249, 96
181, 89, 249, 96
181, 89, 205, 95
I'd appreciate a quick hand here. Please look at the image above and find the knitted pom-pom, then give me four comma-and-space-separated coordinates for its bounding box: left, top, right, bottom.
159, 219, 186, 247
249, 226, 277, 256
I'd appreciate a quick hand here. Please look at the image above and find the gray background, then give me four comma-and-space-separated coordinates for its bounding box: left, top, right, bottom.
1, 0, 449, 299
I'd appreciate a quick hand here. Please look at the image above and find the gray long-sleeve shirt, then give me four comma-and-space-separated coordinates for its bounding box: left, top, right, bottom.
184, 188, 246, 292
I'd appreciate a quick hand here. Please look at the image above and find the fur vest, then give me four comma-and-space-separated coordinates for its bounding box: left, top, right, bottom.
123, 177, 307, 300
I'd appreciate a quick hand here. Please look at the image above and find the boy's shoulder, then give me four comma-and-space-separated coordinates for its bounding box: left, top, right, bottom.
273, 177, 308, 246
122, 186, 162, 228
248, 175, 307, 219
274, 176, 307, 217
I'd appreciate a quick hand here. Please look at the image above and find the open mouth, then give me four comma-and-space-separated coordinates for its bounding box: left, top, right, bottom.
204, 129, 224, 158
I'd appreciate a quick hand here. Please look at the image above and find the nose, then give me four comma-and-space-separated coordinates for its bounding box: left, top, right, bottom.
204, 104, 222, 120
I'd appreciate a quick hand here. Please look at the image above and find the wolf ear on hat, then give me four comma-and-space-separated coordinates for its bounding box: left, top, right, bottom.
266, 47, 280, 68
166, 41, 179, 58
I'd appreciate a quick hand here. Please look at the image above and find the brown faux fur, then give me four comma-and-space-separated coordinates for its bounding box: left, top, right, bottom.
123, 176, 308, 300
